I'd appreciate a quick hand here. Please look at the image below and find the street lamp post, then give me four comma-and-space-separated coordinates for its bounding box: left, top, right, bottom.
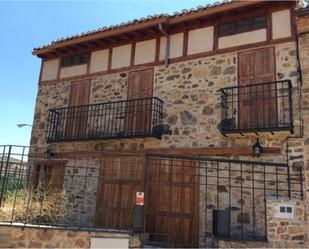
16, 124, 32, 128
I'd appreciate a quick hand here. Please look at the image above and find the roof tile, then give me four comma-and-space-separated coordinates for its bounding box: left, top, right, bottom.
33, 0, 234, 52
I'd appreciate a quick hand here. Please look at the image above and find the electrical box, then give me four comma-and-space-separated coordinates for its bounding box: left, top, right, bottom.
133, 205, 145, 232
213, 210, 230, 238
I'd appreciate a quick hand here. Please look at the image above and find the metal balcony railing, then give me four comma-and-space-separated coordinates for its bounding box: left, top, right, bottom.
220, 80, 293, 134
46, 97, 164, 142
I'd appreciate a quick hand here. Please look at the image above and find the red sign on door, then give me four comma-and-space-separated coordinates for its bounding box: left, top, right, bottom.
136, 192, 144, 206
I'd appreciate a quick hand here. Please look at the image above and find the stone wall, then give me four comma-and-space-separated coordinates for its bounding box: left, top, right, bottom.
63, 158, 101, 227
266, 199, 305, 246
31, 41, 300, 161
216, 199, 306, 248
298, 17, 309, 247
0, 225, 141, 248
31, 81, 71, 147
28, 40, 306, 247
156, 41, 299, 152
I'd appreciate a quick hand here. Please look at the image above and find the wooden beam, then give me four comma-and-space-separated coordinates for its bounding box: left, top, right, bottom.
107, 47, 112, 70
52, 146, 281, 159
130, 42, 136, 66
125, 30, 145, 39
55, 48, 70, 55
54, 151, 145, 158
119, 33, 134, 40
89, 41, 100, 47
105, 37, 120, 43
33, 159, 68, 165
75, 43, 89, 49
183, 29, 188, 56
66, 46, 79, 52
81, 41, 99, 49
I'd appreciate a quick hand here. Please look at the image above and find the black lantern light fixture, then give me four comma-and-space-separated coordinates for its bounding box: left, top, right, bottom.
45, 145, 54, 159
252, 138, 263, 157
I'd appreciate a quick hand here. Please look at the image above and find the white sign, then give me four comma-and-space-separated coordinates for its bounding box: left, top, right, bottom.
274, 204, 294, 219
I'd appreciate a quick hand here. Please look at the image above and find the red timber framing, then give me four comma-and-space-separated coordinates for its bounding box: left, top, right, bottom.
38, 1, 296, 85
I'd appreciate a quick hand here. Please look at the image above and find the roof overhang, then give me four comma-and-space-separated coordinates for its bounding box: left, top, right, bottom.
32, 16, 168, 57
297, 6, 309, 17
32, 1, 274, 57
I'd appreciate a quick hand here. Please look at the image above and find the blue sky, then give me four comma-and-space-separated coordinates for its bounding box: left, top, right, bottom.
0, 0, 211, 146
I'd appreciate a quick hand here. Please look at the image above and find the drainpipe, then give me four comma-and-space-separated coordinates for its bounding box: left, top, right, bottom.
283, 31, 309, 144
283, 31, 309, 195
158, 23, 170, 66
295, 31, 309, 138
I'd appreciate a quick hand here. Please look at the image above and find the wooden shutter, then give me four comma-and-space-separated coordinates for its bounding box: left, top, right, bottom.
145, 158, 199, 247
238, 47, 277, 129
65, 79, 91, 138
95, 156, 145, 229
125, 69, 154, 135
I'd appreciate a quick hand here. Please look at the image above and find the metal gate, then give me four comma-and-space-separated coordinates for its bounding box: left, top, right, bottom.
0, 146, 303, 248
144, 154, 303, 248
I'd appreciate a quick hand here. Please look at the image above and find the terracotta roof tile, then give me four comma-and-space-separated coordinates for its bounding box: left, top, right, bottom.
33, 0, 234, 52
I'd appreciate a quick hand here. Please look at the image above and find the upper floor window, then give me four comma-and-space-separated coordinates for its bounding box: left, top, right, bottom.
218, 15, 267, 37
61, 53, 90, 67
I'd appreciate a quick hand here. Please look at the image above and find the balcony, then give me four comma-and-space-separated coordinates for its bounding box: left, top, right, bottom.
46, 97, 164, 142
220, 80, 293, 135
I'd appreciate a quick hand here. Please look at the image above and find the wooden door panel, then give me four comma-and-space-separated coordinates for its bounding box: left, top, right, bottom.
126, 68, 154, 135
146, 158, 199, 247
95, 156, 145, 229
238, 47, 277, 129
139, 69, 154, 97
65, 79, 91, 138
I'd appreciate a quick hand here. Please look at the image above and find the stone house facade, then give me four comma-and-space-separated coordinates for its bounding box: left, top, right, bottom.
23, 1, 309, 248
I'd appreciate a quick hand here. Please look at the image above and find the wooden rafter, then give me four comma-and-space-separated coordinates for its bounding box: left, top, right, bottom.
53, 146, 281, 159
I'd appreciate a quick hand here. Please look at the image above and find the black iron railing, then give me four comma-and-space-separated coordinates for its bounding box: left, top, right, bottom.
0, 145, 303, 248
46, 97, 164, 142
220, 80, 293, 134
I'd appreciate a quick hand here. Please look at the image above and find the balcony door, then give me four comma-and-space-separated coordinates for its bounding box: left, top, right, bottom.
238, 47, 277, 130
65, 79, 91, 139
125, 68, 154, 136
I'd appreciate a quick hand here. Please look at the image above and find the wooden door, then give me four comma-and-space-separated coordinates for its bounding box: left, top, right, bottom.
238, 47, 277, 129
65, 79, 91, 138
95, 156, 145, 229
145, 158, 199, 247
125, 68, 154, 135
